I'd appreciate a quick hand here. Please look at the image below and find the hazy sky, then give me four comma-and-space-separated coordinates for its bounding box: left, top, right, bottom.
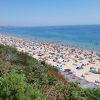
0, 0, 100, 26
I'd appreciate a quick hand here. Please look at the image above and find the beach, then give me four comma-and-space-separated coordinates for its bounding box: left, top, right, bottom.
0, 34, 100, 88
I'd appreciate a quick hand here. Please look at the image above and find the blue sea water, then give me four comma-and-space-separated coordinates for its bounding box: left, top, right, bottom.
0, 25, 100, 52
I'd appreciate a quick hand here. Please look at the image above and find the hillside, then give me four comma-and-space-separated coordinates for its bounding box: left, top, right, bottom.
0, 45, 100, 100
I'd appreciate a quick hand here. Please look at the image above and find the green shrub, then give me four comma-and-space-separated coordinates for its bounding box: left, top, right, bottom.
0, 45, 100, 100
0, 70, 44, 100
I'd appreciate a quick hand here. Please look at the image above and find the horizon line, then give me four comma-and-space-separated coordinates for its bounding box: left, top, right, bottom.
0, 24, 100, 27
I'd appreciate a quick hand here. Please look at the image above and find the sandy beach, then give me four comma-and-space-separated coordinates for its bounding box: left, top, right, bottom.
0, 34, 100, 88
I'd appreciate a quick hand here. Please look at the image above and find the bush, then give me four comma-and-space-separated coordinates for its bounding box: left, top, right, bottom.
0, 45, 100, 100
41, 61, 45, 65
0, 70, 44, 100
0, 45, 17, 62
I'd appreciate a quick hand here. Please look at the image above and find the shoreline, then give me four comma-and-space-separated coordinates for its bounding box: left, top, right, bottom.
0, 34, 100, 88
1, 32, 100, 53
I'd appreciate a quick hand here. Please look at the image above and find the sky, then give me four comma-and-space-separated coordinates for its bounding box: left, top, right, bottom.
0, 0, 100, 26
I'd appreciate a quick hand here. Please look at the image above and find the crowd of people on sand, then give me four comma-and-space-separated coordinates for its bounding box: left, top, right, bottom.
0, 34, 100, 88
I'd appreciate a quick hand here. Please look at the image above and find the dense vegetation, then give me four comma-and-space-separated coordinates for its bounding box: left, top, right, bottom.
0, 45, 100, 100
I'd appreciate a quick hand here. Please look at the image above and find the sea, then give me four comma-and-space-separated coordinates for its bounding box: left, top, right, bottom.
0, 25, 100, 53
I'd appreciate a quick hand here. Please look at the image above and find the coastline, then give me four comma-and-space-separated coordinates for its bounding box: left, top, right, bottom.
0, 34, 100, 88
0, 25, 100, 53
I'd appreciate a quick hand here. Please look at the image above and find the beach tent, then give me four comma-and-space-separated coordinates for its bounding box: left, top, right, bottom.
89, 67, 97, 74
76, 67, 81, 70
55, 64, 65, 71
76, 64, 83, 70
